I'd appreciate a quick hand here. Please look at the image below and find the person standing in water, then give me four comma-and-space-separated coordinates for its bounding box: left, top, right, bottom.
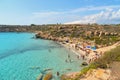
77, 55, 80, 59
65, 53, 72, 63
68, 53, 72, 62
68, 54, 70, 58
57, 72, 60, 76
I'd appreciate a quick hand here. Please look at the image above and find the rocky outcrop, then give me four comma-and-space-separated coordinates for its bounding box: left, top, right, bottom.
80, 68, 111, 80
42, 73, 52, 80
85, 31, 119, 37
85, 31, 93, 37
61, 69, 111, 80
36, 74, 43, 80
61, 72, 79, 80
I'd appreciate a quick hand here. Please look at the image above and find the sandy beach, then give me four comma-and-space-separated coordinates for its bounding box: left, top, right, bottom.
60, 41, 120, 80
59, 40, 120, 64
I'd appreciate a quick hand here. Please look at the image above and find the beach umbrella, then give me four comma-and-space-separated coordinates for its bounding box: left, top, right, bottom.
91, 46, 96, 50
86, 46, 91, 49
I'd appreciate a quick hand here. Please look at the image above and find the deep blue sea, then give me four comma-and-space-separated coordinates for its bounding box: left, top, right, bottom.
0, 32, 83, 80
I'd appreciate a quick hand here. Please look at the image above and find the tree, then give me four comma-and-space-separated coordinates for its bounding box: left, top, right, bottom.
31, 24, 36, 26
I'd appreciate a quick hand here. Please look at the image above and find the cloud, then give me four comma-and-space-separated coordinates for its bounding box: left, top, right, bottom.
71, 5, 120, 13
32, 11, 63, 18
65, 9, 120, 24
32, 5, 120, 16
31, 11, 81, 24
30, 5, 120, 24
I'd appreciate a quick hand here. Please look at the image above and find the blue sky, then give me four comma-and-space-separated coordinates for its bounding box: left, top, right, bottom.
0, 0, 120, 25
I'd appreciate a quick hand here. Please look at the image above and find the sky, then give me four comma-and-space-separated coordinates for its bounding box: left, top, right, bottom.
0, 0, 120, 25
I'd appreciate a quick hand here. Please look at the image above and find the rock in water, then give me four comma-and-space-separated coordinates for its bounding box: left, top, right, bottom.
44, 68, 53, 72
43, 73, 52, 80
82, 62, 88, 66
36, 74, 43, 80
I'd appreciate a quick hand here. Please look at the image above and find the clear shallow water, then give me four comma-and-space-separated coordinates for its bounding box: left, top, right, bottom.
0, 32, 83, 80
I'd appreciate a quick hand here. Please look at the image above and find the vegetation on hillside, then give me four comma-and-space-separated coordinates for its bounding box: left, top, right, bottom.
33, 24, 120, 46
84, 36, 120, 45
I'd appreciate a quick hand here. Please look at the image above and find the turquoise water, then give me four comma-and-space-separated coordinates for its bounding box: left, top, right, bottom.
0, 32, 83, 80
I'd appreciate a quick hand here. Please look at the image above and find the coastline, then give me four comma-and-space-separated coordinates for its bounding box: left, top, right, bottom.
35, 31, 120, 64
59, 39, 120, 63
59, 41, 120, 80
35, 32, 120, 80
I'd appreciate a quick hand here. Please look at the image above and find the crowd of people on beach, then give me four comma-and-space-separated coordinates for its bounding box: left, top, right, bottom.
62, 40, 103, 64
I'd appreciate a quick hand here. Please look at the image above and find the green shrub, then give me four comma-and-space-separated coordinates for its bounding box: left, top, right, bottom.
75, 45, 120, 80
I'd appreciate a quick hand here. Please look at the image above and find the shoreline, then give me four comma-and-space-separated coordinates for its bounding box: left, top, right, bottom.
35, 32, 120, 80
57, 41, 100, 64
35, 32, 120, 64
59, 41, 120, 80
59, 40, 120, 63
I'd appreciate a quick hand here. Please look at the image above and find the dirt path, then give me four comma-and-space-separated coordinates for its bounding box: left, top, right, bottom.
96, 41, 120, 53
